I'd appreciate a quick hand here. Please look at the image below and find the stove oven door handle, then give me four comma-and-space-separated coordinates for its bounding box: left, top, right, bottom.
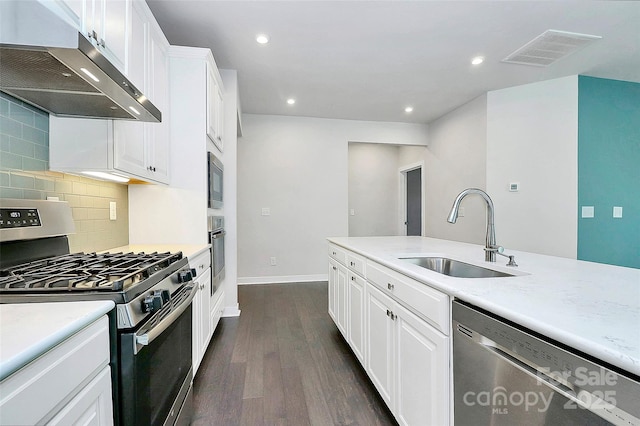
134, 284, 197, 353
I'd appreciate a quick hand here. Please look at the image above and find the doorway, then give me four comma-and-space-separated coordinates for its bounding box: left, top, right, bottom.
400, 163, 423, 236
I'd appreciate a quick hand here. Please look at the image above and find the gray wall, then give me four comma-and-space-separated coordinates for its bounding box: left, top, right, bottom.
424, 94, 488, 244
237, 114, 428, 283
348, 142, 400, 237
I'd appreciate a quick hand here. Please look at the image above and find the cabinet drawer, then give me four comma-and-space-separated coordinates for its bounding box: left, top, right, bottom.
346, 252, 366, 277
328, 244, 347, 264
189, 248, 211, 279
0, 317, 110, 425
367, 261, 449, 335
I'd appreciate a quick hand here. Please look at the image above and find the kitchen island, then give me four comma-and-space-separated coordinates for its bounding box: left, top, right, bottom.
328, 236, 640, 376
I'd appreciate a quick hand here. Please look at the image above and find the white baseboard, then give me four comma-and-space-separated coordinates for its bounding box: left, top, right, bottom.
222, 305, 241, 317
238, 274, 328, 285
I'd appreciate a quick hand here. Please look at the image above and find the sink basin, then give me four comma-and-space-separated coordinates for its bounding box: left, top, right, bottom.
399, 257, 514, 278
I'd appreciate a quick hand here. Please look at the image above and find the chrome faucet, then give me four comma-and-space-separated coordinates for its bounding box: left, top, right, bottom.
447, 188, 498, 262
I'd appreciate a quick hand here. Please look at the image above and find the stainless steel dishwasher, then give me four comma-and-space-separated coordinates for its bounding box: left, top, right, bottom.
452, 300, 640, 426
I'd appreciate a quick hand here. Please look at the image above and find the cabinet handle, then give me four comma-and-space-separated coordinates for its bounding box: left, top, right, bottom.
332, 266, 337, 271
351, 276, 355, 281
350, 261, 355, 266
332, 251, 336, 255
387, 283, 394, 290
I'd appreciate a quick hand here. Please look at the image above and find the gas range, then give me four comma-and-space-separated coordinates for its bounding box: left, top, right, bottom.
0, 250, 193, 329
0, 198, 196, 426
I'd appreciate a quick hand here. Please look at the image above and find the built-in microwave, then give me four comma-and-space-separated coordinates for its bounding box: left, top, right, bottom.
208, 152, 223, 209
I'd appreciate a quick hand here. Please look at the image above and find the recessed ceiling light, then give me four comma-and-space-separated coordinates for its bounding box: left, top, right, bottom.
471, 56, 484, 65
256, 34, 269, 44
404, 106, 414, 113
287, 98, 296, 105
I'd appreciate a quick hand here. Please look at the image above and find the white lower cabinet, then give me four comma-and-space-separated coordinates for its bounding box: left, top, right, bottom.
328, 258, 348, 336
192, 267, 212, 375
328, 245, 450, 426
0, 316, 113, 426
395, 302, 448, 426
347, 272, 366, 365
365, 283, 395, 407
47, 366, 113, 426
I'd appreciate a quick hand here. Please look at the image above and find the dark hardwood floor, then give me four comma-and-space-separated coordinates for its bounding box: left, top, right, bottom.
192, 282, 397, 426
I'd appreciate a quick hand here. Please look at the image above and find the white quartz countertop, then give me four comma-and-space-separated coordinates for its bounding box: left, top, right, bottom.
104, 243, 210, 260
328, 236, 640, 376
0, 300, 115, 381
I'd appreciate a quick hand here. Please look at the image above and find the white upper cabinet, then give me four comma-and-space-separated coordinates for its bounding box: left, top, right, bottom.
49, 0, 170, 185
57, 0, 131, 75
206, 61, 224, 151
55, 0, 135, 78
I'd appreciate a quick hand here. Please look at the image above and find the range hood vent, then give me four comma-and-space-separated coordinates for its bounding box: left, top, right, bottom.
502, 30, 602, 67
0, 0, 160, 122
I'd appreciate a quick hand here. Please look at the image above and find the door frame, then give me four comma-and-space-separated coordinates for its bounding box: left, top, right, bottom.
398, 161, 425, 236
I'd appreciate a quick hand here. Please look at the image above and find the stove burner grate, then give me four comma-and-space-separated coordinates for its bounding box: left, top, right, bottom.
0, 251, 183, 292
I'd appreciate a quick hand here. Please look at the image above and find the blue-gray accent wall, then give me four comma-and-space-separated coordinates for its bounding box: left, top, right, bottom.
578, 76, 640, 269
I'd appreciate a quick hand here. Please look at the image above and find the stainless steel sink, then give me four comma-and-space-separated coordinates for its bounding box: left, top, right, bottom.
399, 257, 514, 278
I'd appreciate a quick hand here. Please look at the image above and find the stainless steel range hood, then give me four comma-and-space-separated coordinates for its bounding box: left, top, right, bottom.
0, 0, 161, 122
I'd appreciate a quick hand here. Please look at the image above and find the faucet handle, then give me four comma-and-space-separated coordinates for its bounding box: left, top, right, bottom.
494, 247, 518, 267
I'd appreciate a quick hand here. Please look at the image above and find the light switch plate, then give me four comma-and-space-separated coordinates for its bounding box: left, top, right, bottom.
261, 208, 270, 216
581, 206, 594, 218
613, 206, 623, 218
109, 202, 117, 220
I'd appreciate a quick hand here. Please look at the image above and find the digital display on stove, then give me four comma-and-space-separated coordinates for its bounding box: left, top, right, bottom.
0, 208, 41, 229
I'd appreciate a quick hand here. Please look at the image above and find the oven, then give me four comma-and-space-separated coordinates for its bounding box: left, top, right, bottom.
119, 284, 195, 426
208, 215, 225, 296
0, 198, 197, 426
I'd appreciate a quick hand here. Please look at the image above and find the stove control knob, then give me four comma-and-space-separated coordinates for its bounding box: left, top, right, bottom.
142, 293, 163, 313
177, 269, 193, 283
159, 289, 171, 303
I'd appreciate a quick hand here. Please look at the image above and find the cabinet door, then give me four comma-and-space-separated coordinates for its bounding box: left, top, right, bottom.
336, 262, 348, 337
113, 120, 147, 178
206, 63, 215, 142
191, 282, 203, 376
47, 366, 113, 426
365, 283, 395, 409
328, 259, 338, 323
348, 272, 365, 365
145, 22, 170, 183
128, 0, 148, 93
395, 303, 449, 426
98, 0, 130, 74
210, 289, 224, 335
214, 82, 224, 149
199, 269, 213, 354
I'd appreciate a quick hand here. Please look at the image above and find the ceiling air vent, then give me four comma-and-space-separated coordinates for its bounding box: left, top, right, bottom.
502, 30, 602, 67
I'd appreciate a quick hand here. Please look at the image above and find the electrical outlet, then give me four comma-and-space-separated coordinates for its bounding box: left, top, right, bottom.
270, 256, 277, 266
262, 208, 270, 216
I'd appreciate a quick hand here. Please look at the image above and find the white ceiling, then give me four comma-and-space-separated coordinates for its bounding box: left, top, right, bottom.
146, 1, 640, 124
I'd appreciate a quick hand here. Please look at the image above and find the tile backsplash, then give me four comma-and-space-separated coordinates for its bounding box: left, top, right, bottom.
0, 92, 129, 253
